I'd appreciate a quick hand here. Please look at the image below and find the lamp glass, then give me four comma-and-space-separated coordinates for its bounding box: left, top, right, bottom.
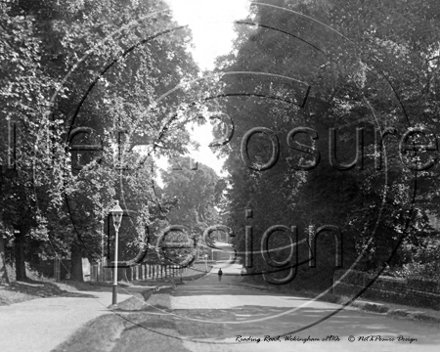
110, 200, 123, 230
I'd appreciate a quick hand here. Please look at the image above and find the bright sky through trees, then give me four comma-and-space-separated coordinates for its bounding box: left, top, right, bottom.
165, 0, 249, 70
156, 0, 250, 182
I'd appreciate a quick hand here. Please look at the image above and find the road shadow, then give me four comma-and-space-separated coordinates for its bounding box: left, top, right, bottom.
169, 305, 440, 345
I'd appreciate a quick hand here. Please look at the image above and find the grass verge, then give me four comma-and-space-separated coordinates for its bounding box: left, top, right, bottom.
0, 280, 65, 306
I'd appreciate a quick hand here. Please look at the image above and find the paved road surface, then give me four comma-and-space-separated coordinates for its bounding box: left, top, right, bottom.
168, 254, 440, 351
0, 288, 129, 352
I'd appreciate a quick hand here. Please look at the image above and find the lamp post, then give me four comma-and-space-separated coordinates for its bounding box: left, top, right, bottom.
109, 200, 123, 305
99, 219, 104, 282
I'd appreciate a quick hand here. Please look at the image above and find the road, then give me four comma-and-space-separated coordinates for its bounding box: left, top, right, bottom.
2, 242, 439, 352
164, 245, 440, 352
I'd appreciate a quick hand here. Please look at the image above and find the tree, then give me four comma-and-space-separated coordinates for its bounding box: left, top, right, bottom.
57, 0, 200, 280
161, 157, 226, 258
214, 0, 440, 289
0, 0, 200, 282
0, 0, 63, 281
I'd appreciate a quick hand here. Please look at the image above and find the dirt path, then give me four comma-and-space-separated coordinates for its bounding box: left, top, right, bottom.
0, 288, 130, 352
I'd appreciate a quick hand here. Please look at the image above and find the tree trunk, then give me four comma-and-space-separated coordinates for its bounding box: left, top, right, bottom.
126, 267, 132, 282
71, 241, 84, 282
14, 228, 27, 281
118, 267, 127, 283
0, 227, 9, 285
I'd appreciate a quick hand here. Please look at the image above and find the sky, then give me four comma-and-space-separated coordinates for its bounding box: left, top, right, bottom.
155, 0, 250, 183
164, 0, 250, 70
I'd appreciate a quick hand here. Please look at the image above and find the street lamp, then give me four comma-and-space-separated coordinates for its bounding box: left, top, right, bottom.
109, 200, 123, 305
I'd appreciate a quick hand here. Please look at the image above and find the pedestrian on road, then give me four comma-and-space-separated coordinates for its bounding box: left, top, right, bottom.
218, 268, 223, 282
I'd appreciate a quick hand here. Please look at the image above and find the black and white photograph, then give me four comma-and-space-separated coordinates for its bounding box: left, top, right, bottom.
1, 1, 440, 351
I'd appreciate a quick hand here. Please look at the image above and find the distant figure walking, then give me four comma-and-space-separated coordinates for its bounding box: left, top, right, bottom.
218, 268, 223, 282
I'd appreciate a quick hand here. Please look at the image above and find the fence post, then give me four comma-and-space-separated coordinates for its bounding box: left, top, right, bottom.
54, 256, 60, 282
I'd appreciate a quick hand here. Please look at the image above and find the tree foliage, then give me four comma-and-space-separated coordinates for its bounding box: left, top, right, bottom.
214, 0, 440, 288
0, 0, 200, 282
